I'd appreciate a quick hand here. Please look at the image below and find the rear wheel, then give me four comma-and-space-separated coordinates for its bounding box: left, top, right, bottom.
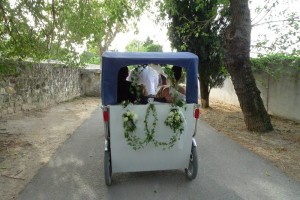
185, 146, 198, 180
104, 151, 112, 186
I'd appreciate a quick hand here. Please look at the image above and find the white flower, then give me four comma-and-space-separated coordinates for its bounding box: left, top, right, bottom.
133, 114, 138, 120
175, 115, 180, 121
124, 117, 128, 122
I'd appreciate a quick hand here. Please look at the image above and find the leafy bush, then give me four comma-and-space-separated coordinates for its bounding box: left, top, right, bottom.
251, 54, 300, 78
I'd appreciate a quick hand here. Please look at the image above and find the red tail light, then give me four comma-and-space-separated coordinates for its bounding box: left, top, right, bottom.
194, 108, 200, 119
103, 111, 109, 122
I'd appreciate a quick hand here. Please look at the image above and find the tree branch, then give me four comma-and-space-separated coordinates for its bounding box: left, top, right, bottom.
251, 0, 275, 23
252, 19, 300, 27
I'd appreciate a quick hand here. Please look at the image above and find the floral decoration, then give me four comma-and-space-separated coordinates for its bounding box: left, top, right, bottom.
165, 108, 184, 133
123, 110, 144, 150
162, 108, 185, 148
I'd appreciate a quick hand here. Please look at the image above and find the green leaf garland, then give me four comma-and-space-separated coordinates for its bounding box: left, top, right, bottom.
144, 104, 158, 144
153, 108, 185, 149
123, 104, 185, 150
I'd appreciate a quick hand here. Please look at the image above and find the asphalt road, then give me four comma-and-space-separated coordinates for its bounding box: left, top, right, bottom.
18, 107, 300, 200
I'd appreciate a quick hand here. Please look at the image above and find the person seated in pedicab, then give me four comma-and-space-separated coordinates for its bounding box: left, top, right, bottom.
127, 64, 159, 96
117, 67, 137, 103
159, 73, 167, 86
117, 66, 148, 104
156, 65, 186, 103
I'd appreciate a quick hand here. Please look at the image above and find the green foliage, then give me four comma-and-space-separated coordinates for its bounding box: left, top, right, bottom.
145, 44, 163, 52
0, 59, 20, 81
156, 0, 228, 92
0, 0, 149, 67
0, 1, 52, 61
144, 104, 158, 145
79, 43, 103, 64
251, 53, 300, 78
251, 0, 300, 56
144, 37, 155, 47
125, 40, 146, 52
125, 37, 163, 52
80, 51, 101, 65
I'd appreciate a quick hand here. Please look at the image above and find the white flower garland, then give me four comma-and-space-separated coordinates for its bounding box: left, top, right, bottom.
123, 110, 145, 150
165, 108, 184, 132
161, 108, 185, 148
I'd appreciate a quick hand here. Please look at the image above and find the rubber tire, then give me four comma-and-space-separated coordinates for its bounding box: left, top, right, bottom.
104, 151, 112, 186
185, 146, 198, 180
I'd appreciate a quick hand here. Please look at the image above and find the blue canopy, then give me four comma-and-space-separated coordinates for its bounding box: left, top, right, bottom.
101, 52, 199, 105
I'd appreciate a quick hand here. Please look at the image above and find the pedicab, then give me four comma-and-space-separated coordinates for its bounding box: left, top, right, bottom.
101, 52, 200, 186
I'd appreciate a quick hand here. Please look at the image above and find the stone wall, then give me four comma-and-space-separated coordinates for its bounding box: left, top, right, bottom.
0, 63, 82, 116
80, 69, 101, 97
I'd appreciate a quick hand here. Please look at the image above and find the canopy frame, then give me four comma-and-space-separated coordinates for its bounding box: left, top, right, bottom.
101, 52, 199, 105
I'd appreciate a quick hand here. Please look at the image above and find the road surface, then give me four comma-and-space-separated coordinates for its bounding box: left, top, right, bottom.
18, 107, 300, 200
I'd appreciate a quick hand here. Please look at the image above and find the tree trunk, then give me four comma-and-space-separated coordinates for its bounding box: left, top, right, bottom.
224, 0, 273, 132
197, 58, 209, 108
199, 75, 209, 108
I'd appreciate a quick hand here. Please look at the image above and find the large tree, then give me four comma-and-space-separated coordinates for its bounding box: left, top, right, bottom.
0, 0, 149, 65
223, 0, 273, 132
157, 0, 227, 108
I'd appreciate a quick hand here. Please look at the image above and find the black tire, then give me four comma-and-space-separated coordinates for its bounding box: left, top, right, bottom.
104, 151, 112, 186
185, 146, 198, 180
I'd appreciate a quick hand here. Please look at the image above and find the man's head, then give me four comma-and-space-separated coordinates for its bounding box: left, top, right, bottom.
172, 65, 182, 82
118, 67, 129, 81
